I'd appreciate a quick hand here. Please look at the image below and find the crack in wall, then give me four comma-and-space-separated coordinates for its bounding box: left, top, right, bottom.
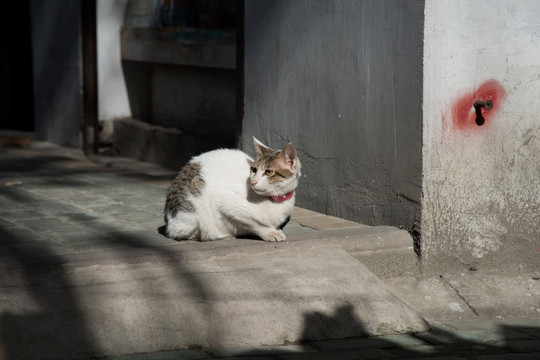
439, 275, 479, 316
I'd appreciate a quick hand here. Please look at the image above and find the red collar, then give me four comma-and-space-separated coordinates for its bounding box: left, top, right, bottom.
270, 190, 295, 202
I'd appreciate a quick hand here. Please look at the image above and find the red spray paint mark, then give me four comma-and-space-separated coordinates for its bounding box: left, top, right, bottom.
450, 80, 506, 131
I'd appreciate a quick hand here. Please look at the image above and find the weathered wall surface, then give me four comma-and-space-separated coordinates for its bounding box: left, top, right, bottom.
242, 1, 425, 232
422, 0, 540, 270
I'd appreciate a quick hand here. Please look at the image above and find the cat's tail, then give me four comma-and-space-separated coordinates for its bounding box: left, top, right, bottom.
158, 225, 169, 238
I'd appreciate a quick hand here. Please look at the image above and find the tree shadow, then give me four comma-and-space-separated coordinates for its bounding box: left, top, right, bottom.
2, 153, 539, 360
0, 225, 222, 359
0, 153, 220, 359
0, 227, 100, 359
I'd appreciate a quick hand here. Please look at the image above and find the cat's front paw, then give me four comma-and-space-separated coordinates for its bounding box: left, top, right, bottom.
261, 229, 286, 242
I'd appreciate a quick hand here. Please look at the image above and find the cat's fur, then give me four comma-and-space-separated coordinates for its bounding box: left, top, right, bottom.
163, 137, 301, 241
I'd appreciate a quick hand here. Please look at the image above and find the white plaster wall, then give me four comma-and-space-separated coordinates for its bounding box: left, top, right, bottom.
97, 0, 131, 120
422, 0, 540, 269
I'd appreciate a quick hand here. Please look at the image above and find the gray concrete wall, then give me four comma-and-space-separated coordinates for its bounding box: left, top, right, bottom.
242, 0, 425, 233
30, 1, 83, 148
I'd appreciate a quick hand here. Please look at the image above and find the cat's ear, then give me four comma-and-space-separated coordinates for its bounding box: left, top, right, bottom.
253, 137, 273, 155
281, 143, 298, 169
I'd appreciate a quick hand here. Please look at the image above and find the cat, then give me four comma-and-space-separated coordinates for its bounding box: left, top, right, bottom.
163, 137, 301, 242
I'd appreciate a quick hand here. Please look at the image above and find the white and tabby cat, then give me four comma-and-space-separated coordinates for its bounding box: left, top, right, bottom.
163, 137, 301, 242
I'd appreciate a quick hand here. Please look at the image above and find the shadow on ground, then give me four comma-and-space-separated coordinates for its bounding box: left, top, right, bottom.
0, 152, 539, 359
0, 153, 219, 358
213, 309, 540, 359
0, 227, 99, 358
0, 219, 220, 359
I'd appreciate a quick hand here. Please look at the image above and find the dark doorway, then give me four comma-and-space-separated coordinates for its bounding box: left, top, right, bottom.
1, 0, 35, 132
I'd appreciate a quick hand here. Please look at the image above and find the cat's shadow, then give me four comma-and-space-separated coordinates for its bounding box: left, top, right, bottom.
157, 215, 290, 242
157, 225, 262, 242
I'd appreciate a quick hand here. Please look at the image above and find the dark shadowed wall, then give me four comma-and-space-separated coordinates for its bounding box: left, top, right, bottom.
242, 0, 424, 232
30, 1, 83, 148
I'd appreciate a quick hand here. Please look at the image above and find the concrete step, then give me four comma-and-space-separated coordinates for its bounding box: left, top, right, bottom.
99, 117, 231, 170
0, 141, 429, 358
0, 234, 429, 359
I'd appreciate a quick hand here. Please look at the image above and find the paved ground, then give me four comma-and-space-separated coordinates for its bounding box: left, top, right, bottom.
0, 141, 539, 359
102, 318, 540, 360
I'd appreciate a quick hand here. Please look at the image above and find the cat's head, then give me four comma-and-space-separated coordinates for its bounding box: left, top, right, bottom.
249, 137, 301, 198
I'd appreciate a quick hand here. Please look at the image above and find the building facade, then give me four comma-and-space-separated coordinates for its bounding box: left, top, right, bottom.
19, 0, 540, 271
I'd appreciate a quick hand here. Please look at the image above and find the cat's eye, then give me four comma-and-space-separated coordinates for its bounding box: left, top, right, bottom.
264, 169, 274, 176
250, 167, 257, 173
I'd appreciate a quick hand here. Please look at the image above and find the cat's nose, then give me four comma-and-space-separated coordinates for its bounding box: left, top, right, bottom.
251, 180, 258, 186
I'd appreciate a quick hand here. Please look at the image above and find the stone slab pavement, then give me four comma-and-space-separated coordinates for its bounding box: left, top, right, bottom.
0, 141, 539, 359
101, 318, 540, 360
